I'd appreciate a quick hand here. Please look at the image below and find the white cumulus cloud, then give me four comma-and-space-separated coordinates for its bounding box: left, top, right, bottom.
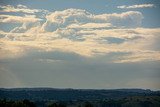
42, 9, 143, 32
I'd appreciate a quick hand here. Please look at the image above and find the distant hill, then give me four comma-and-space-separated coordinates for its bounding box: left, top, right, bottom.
0, 88, 159, 101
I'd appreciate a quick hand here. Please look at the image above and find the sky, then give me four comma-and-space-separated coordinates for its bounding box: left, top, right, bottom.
0, 0, 160, 90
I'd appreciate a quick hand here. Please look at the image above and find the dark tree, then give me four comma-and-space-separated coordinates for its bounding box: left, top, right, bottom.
84, 102, 93, 107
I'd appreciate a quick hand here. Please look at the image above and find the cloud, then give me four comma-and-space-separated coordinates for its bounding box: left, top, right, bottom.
42, 9, 143, 32
0, 14, 42, 23
117, 4, 155, 9
114, 51, 160, 63
1, 27, 160, 63
0, 4, 49, 14
10, 21, 42, 33
96, 11, 143, 28
67, 23, 112, 29
0, 7, 160, 63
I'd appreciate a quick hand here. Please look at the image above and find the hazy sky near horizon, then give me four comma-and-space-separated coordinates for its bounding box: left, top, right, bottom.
0, 0, 160, 90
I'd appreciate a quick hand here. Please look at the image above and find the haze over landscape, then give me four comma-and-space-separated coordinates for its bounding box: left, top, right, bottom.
0, 0, 160, 90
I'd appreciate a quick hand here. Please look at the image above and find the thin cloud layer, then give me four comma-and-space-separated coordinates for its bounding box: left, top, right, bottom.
117, 4, 155, 9
0, 4, 48, 14
0, 14, 42, 23
0, 5, 160, 63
